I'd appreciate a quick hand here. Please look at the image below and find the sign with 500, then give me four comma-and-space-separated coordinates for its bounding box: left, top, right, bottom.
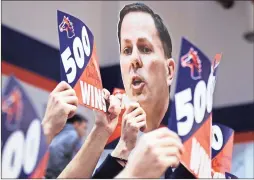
1, 76, 48, 178
169, 38, 222, 178
57, 10, 106, 113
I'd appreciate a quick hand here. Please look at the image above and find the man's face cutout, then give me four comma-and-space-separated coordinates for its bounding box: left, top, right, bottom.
119, 12, 175, 109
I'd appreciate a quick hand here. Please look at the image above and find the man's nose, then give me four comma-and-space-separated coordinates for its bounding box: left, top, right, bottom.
131, 48, 143, 69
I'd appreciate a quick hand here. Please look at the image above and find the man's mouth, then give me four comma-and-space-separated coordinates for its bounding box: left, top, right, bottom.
131, 76, 145, 91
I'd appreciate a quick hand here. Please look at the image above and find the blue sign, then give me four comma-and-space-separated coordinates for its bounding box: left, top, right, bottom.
1, 76, 48, 178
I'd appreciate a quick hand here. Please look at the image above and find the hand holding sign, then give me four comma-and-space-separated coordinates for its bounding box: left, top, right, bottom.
122, 102, 147, 142
42, 81, 78, 144
93, 89, 122, 136
111, 101, 147, 161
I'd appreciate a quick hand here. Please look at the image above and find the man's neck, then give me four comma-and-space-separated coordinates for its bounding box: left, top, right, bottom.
143, 95, 170, 132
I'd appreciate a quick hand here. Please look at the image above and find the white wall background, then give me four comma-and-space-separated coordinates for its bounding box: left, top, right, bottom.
2, 1, 254, 108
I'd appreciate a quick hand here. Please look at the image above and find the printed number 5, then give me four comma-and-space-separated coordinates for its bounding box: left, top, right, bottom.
61, 47, 76, 83
175, 88, 194, 136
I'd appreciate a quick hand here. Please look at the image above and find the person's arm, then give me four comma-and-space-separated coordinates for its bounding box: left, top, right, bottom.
57, 90, 122, 179
58, 125, 111, 178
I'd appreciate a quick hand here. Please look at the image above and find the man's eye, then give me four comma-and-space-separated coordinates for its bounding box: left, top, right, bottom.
123, 48, 132, 55
142, 46, 151, 54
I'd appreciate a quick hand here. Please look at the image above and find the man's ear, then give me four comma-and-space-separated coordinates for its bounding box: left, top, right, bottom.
166, 58, 175, 86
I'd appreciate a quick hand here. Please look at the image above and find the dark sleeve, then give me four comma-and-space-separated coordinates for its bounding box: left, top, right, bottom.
92, 154, 124, 179
170, 164, 196, 179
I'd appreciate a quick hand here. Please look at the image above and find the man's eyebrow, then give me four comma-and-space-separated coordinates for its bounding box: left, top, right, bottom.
137, 37, 153, 44
122, 38, 132, 44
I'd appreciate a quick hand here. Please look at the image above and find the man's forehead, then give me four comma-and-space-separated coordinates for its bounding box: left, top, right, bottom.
120, 11, 158, 41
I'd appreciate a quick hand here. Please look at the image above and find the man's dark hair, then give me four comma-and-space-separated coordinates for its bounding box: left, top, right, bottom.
117, 2, 172, 58
67, 114, 88, 124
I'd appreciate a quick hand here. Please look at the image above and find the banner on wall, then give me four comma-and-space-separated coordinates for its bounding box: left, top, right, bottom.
57, 10, 106, 113
1, 75, 49, 178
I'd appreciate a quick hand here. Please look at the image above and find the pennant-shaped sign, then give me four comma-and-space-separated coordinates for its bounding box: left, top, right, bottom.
1, 76, 48, 178
57, 10, 106, 112
169, 37, 222, 178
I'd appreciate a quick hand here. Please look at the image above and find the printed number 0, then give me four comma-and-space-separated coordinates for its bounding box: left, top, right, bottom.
23, 120, 41, 174
194, 81, 206, 123
212, 125, 223, 151
61, 26, 91, 83
2, 131, 24, 178
1, 119, 41, 178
